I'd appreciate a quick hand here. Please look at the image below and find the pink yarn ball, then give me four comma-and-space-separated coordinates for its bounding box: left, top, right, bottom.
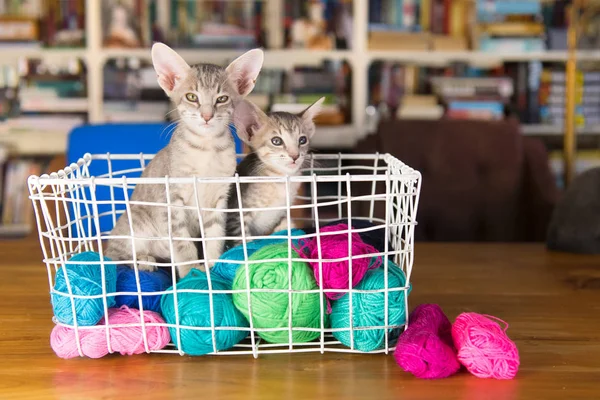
452, 312, 520, 379
297, 224, 380, 303
394, 304, 461, 379
50, 305, 171, 359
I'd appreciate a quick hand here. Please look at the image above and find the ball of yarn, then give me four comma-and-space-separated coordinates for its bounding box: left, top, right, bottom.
232, 243, 324, 344
115, 266, 172, 312
212, 228, 306, 285
52, 252, 117, 326
452, 313, 520, 379
331, 261, 410, 352
296, 223, 381, 302
50, 305, 171, 359
161, 270, 248, 355
304, 219, 392, 253
394, 304, 460, 379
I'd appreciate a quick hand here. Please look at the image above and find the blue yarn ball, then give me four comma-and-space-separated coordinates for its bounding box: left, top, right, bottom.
212, 228, 306, 285
52, 252, 117, 326
331, 260, 411, 352
160, 269, 249, 355
115, 266, 172, 312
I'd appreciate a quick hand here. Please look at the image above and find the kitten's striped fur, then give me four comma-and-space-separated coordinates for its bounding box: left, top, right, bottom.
226, 98, 324, 248
105, 43, 263, 278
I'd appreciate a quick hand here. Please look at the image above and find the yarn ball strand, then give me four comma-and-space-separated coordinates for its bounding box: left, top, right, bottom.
50, 305, 171, 359
304, 219, 393, 253
297, 223, 381, 301
115, 266, 172, 312
452, 312, 520, 379
331, 260, 410, 352
394, 304, 460, 379
161, 270, 249, 355
52, 252, 117, 326
232, 243, 325, 344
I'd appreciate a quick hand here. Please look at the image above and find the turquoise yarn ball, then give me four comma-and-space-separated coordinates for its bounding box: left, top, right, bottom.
212, 228, 306, 285
331, 260, 411, 352
52, 252, 117, 326
160, 269, 249, 355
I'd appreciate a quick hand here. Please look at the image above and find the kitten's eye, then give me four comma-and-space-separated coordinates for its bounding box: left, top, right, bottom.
299, 136, 308, 145
271, 137, 283, 146
216, 95, 229, 104
185, 93, 198, 102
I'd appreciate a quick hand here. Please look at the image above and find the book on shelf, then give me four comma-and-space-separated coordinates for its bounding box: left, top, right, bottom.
479, 21, 545, 36
430, 77, 514, 100
477, 37, 546, 52
396, 95, 443, 119
0, 115, 84, 133
368, 31, 430, 51
476, 0, 542, 22
446, 100, 504, 120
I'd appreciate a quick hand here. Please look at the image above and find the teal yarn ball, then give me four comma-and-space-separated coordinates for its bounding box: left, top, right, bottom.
331, 260, 411, 352
232, 243, 326, 344
212, 228, 306, 285
52, 252, 117, 326
160, 269, 249, 355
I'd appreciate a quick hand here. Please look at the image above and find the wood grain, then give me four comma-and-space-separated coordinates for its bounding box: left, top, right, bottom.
1, 240, 599, 399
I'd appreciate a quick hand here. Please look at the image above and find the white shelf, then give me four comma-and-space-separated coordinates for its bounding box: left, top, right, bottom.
0, 48, 87, 63
0, 129, 68, 156
101, 48, 354, 68
522, 124, 600, 136
20, 100, 89, 113
367, 50, 600, 65
2, 0, 598, 155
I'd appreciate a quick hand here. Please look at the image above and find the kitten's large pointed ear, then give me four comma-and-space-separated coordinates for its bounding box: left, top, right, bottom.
151, 42, 191, 96
232, 100, 268, 145
225, 49, 264, 97
300, 97, 325, 135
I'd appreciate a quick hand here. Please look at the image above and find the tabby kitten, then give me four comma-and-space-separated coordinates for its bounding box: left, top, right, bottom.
105, 43, 264, 277
225, 97, 324, 248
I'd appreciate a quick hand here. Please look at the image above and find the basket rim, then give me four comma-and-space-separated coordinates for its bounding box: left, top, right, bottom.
27, 152, 422, 186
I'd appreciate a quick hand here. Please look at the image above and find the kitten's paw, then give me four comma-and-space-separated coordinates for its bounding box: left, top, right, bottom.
177, 263, 204, 279
133, 255, 158, 272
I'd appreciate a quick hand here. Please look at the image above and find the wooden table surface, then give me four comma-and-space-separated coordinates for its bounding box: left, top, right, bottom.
1, 239, 599, 400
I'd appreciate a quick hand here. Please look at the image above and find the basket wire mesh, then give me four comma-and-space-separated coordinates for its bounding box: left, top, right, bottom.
28, 152, 421, 357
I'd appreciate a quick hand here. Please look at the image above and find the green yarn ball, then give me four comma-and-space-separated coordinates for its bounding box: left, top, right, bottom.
331, 260, 411, 352
232, 243, 325, 344
161, 270, 249, 355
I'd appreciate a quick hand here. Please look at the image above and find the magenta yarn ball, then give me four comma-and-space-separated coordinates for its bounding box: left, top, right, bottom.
296, 223, 380, 302
394, 304, 460, 379
50, 305, 171, 359
452, 312, 520, 379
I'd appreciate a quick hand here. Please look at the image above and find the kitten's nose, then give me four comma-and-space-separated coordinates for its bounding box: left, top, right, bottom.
202, 114, 213, 123
290, 154, 300, 162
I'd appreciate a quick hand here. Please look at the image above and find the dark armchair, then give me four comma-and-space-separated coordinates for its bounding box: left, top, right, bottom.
353, 119, 559, 242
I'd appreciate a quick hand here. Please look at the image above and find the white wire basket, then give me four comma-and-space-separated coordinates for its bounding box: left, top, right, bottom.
29, 152, 421, 357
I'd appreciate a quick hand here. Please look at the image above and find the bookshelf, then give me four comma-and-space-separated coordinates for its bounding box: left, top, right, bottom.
1, 0, 599, 156
0, 0, 599, 238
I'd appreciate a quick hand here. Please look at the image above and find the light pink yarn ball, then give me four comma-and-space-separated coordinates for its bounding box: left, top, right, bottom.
452, 312, 520, 379
50, 305, 170, 359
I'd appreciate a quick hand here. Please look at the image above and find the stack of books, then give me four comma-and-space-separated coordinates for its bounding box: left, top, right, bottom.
474, 0, 546, 53
540, 69, 600, 128
431, 76, 513, 120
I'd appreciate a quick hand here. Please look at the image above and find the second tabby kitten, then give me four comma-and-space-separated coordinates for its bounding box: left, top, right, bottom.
225, 97, 324, 248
